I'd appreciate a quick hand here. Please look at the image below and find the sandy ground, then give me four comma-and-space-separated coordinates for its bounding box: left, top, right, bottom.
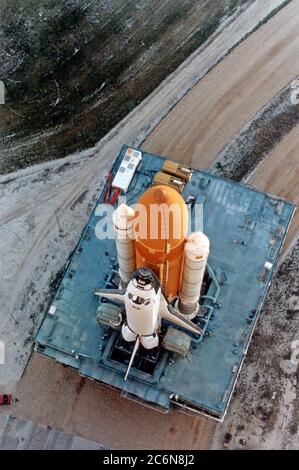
249, 126, 299, 199
249, 126, 299, 254
0, 413, 105, 450
208, 80, 298, 182
9, 353, 215, 450
144, 0, 299, 168
0, 0, 298, 450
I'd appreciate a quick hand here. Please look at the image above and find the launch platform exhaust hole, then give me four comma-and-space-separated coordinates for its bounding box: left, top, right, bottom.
109, 333, 166, 376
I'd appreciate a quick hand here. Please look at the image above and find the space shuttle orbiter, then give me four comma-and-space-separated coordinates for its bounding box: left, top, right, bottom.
95, 267, 204, 380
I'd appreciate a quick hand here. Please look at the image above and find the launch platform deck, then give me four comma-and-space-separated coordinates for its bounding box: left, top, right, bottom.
35, 145, 295, 420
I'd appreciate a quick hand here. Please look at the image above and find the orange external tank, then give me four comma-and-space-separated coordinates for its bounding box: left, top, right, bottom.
134, 185, 188, 299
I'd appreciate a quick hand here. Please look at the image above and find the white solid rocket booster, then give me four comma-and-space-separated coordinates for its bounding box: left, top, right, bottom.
179, 231, 210, 318
113, 203, 136, 286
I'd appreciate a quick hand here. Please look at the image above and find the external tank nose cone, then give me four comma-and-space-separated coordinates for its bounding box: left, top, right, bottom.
153, 187, 170, 203
135, 184, 189, 245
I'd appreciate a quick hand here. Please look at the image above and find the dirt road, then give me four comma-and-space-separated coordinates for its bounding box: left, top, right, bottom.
249, 126, 299, 253
144, 0, 299, 168
12, 353, 215, 450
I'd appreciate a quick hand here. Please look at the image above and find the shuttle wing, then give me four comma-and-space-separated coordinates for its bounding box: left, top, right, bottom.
94, 288, 126, 304
159, 295, 204, 336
